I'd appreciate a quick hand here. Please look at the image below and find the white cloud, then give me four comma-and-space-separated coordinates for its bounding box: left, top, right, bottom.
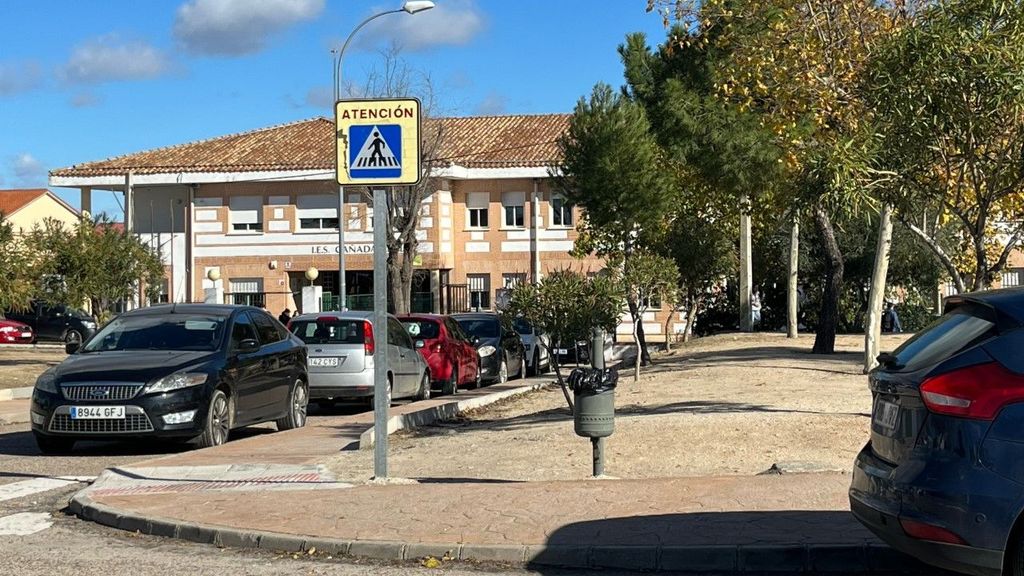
359, 0, 484, 53
10, 153, 46, 187
62, 36, 169, 84
70, 91, 101, 108
174, 0, 324, 56
475, 92, 507, 115
0, 60, 43, 96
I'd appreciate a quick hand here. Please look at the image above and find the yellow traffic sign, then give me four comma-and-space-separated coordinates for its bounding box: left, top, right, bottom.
335, 98, 421, 186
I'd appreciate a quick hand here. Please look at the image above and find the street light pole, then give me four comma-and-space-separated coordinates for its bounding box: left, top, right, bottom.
332, 0, 435, 312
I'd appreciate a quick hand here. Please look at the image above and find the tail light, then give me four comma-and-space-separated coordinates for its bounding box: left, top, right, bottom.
920, 361, 1024, 420
363, 320, 374, 356
900, 518, 967, 545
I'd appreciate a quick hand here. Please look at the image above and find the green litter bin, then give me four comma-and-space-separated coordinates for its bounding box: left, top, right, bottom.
569, 368, 617, 438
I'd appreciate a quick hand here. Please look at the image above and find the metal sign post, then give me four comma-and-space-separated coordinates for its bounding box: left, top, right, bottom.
335, 97, 422, 480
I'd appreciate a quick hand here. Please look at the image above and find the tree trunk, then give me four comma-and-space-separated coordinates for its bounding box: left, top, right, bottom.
550, 355, 574, 413
663, 307, 675, 352
903, 220, 966, 293
739, 194, 753, 332
864, 204, 893, 373
787, 214, 800, 338
683, 294, 699, 343
812, 205, 844, 355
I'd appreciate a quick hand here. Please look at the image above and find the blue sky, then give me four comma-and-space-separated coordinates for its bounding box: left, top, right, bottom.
0, 0, 668, 218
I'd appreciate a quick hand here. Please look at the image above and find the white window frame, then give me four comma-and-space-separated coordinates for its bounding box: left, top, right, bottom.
550, 194, 574, 228
1003, 269, 1023, 288
229, 196, 263, 233
501, 192, 525, 229
467, 274, 491, 310
228, 278, 264, 306
466, 192, 490, 230
296, 194, 339, 232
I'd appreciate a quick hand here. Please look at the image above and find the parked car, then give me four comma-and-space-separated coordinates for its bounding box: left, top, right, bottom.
452, 312, 525, 384
6, 301, 98, 344
0, 315, 34, 344
289, 311, 429, 405
399, 314, 481, 395
29, 304, 308, 454
512, 317, 550, 376
850, 288, 1024, 576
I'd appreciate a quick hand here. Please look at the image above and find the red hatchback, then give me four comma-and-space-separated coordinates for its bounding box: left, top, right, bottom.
0, 317, 34, 344
399, 314, 480, 396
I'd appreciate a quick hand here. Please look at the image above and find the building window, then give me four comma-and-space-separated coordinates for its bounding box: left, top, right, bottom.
551, 195, 573, 227
503, 273, 526, 289
502, 192, 525, 228
296, 194, 338, 231
1003, 269, 1023, 288
642, 291, 663, 310
229, 196, 263, 232
468, 274, 490, 310
157, 278, 170, 304
229, 278, 265, 307
467, 192, 489, 229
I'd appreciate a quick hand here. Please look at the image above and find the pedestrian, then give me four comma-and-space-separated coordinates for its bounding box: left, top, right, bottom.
278, 308, 292, 325
751, 290, 762, 327
882, 301, 902, 333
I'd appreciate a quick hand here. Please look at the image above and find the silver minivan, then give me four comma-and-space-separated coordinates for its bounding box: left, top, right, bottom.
288, 311, 429, 403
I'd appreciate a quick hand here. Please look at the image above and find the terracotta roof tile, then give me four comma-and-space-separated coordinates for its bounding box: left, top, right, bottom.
0, 189, 48, 217
50, 114, 570, 178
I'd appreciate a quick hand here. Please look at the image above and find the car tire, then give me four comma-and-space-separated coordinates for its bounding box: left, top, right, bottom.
34, 432, 74, 455
528, 350, 539, 377
416, 371, 431, 401
64, 329, 82, 345
442, 368, 458, 396
276, 378, 308, 431
196, 389, 231, 449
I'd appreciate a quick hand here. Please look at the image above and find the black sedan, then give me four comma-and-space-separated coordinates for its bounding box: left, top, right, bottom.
452, 312, 525, 384
29, 304, 308, 454
850, 288, 1024, 576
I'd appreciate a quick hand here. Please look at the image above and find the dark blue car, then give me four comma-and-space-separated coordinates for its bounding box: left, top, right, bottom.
850, 288, 1024, 576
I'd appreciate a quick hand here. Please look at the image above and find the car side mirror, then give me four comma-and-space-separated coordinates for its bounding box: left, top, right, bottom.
415, 340, 425, 349
239, 339, 260, 353
65, 341, 80, 355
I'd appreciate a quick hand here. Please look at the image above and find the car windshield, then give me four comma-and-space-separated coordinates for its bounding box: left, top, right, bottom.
290, 318, 365, 345
401, 319, 440, 339
82, 314, 225, 352
512, 317, 532, 335
456, 317, 500, 339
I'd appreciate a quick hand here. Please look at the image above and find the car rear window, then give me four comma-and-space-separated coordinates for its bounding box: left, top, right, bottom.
890, 305, 996, 371
290, 318, 365, 345
513, 317, 532, 335
402, 319, 440, 339
456, 317, 500, 339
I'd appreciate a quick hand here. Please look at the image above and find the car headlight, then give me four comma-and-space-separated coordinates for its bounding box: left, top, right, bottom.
146, 372, 208, 394
35, 371, 58, 394
478, 345, 497, 357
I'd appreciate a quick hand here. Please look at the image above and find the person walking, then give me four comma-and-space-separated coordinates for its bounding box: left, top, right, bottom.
278, 308, 292, 325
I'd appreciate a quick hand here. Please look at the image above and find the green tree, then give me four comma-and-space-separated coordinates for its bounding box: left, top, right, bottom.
868, 0, 1024, 293
507, 269, 624, 411
556, 83, 675, 363
615, 251, 679, 380
0, 214, 35, 312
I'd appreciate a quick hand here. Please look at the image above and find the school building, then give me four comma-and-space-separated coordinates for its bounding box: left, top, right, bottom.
49, 114, 683, 342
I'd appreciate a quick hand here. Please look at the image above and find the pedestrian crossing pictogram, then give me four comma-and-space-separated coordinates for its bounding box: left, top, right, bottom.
348, 124, 402, 179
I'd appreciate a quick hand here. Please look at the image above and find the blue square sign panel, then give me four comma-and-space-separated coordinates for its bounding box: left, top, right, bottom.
348, 124, 402, 180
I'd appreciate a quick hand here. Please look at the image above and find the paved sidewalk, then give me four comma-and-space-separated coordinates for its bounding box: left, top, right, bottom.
67, 380, 925, 573
0, 398, 29, 425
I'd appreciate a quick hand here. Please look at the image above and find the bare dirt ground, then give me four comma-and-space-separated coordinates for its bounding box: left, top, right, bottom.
326, 332, 911, 482
0, 347, 64, 389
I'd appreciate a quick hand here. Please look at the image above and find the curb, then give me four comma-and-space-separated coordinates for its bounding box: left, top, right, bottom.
68, 490, 931, 573
0, 387, 33, 402
0, 343, 65, 350
357, 381, 548, 449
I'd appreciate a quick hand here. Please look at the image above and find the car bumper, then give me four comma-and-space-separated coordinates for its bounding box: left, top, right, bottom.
30, 385, 209, 441
308, 371, 375, 399
0, 335, 34, 344
849, 443, 1005, 576
478, 353, 500, 382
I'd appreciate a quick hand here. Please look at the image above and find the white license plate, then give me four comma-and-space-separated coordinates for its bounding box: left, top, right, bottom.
70, 406, 125, 420
556, 348, 568, 355
310, 357, 340, 367
20, 332, 31, 338
876, 399, 899, 431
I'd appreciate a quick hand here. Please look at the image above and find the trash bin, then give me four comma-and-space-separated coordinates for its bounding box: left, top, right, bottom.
569, 367, 617, 438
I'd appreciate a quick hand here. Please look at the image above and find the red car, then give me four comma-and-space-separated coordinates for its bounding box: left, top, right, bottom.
399, 314, 480, 396
0, 317, 34, 344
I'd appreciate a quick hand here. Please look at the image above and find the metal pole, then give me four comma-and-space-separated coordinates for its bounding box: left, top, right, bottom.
372, 188, 389, 479
591, 327, 605, 477
338, 184, 346, 310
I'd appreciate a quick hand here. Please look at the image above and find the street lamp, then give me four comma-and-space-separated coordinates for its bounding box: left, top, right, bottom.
332, 0, 435, 311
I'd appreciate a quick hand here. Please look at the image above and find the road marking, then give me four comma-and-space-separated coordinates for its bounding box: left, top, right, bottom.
0, 512, 53, 535
0, 476, 91, 502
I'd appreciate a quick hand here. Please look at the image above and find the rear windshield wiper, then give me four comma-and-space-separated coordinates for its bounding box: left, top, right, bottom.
876, 352, 905, 370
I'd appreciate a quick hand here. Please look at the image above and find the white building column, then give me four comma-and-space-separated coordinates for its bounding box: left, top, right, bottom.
80, 187, 92, 216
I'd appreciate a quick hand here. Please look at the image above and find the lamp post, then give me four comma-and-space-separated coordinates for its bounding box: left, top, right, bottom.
332, 0, 435, 312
